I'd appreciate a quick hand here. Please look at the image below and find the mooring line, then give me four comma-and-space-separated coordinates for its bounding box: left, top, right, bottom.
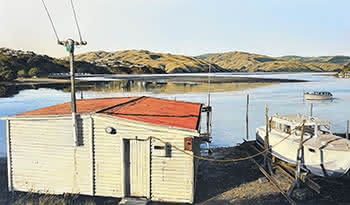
149, 122, 303, 163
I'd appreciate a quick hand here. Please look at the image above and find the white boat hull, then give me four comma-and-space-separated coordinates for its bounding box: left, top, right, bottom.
304, 93, 333, 100
256, 128, 350, 177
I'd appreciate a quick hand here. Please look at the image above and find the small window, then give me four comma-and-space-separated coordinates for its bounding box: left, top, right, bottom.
283, 125, 291, 134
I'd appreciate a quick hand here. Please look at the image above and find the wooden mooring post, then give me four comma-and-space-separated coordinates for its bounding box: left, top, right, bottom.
288, 120, 306, 196
245, 94, 249, 141
264, 104, 272, 173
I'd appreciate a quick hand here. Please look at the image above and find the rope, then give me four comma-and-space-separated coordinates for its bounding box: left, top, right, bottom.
70, 0, 83, 42
40, 0, 60, 42
148, 122, 304, 163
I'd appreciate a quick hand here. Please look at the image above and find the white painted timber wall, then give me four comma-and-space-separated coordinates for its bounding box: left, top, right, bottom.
93, 117, 122, 197
7, 114, 199, 204
9, 116, 92, 195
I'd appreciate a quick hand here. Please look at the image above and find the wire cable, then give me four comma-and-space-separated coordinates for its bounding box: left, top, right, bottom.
41, 0, 60, 42
136, 121, 305, 163
70, 0, 83, 42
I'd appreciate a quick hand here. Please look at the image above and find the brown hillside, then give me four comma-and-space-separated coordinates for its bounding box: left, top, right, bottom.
74, 50, 228, 73
202, 51, 343, 72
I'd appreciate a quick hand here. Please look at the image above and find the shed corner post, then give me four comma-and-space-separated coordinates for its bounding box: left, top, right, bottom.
6, 120, 13, 192
120, 137, 126, 198
90, 116, 95, 196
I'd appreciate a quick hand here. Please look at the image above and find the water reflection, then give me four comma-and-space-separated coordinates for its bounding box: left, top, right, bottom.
63, 80, 272, 94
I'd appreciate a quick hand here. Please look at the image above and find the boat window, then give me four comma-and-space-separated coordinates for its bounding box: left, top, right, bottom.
283, 125, 291, 134
318, 125, 331, 135
304, 125, 315, 136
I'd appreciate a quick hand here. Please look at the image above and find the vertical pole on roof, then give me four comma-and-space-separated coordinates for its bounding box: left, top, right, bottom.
59, 39, 87, 146
245, 94, 249, 140
346, 120, 349, 140
309, 103, 313, 117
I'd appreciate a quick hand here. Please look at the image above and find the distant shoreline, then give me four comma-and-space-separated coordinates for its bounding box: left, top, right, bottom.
0, 73, 313, 97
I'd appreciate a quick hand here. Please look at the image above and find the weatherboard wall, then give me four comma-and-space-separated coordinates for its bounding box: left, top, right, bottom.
6, 113, 200, 204
8, 116, 93, 195
93, 114, 198, 203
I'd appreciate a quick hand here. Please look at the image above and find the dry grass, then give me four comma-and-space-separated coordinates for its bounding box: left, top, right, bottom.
204, 51, 344, 72
15, 78, 71, 84
74, 50, 227, 73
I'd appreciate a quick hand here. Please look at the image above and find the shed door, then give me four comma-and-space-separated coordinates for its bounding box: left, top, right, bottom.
127, 139, 150, 198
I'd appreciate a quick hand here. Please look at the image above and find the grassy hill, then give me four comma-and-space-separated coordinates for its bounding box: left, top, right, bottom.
0, 48, 111, 82
73, 50, 227, 73
1, 47, 349, 86
198, 51, 346, 72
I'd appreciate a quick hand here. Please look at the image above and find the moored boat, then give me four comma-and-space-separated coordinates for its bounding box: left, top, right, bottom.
304, 91, 333, 100
256, 114, 350, 177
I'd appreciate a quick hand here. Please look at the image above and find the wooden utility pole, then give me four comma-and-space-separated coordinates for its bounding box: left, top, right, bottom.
59, 39, 87, 146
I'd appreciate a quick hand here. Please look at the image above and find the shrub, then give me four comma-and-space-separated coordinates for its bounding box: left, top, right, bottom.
28, 67, 41, 77
17, 69, 27, 78
0, 67, 15, 81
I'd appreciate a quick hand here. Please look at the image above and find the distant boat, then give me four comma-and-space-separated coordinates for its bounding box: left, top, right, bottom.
338, 72, 350, 78
256, 114, 350, 177
304, 91, 333, 100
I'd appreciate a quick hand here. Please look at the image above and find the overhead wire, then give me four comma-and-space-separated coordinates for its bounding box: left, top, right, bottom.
40, 0, 60, 42
70, 0, 83, 42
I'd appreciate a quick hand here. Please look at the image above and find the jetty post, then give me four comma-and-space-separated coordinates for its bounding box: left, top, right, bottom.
347, 120, 349, 139
309, 103, 313, 116
245, 94, 249, 140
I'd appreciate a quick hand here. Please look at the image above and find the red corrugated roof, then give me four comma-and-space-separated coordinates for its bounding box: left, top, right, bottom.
17, 97, 138, 116
17, 96, 202, 130
102, 97, 202, 130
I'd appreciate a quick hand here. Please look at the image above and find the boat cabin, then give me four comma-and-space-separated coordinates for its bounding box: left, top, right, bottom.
270, 114, 332, 138
306, 91, 333, 96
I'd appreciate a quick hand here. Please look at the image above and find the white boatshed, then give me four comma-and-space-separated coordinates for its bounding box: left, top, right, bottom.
2, 96, 211, 204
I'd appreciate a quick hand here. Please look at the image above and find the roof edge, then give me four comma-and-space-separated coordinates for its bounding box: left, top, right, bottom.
94, 113, 200, 136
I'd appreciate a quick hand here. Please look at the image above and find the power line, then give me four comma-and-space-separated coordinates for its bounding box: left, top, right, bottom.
40, 0, 60, 42
70, 0, 83, 42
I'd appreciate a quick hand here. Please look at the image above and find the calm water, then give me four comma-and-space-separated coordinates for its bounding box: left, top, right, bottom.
1, 73, 349, 157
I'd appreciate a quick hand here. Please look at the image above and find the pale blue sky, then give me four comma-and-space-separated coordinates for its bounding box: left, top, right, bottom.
1, 0, 350, 57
